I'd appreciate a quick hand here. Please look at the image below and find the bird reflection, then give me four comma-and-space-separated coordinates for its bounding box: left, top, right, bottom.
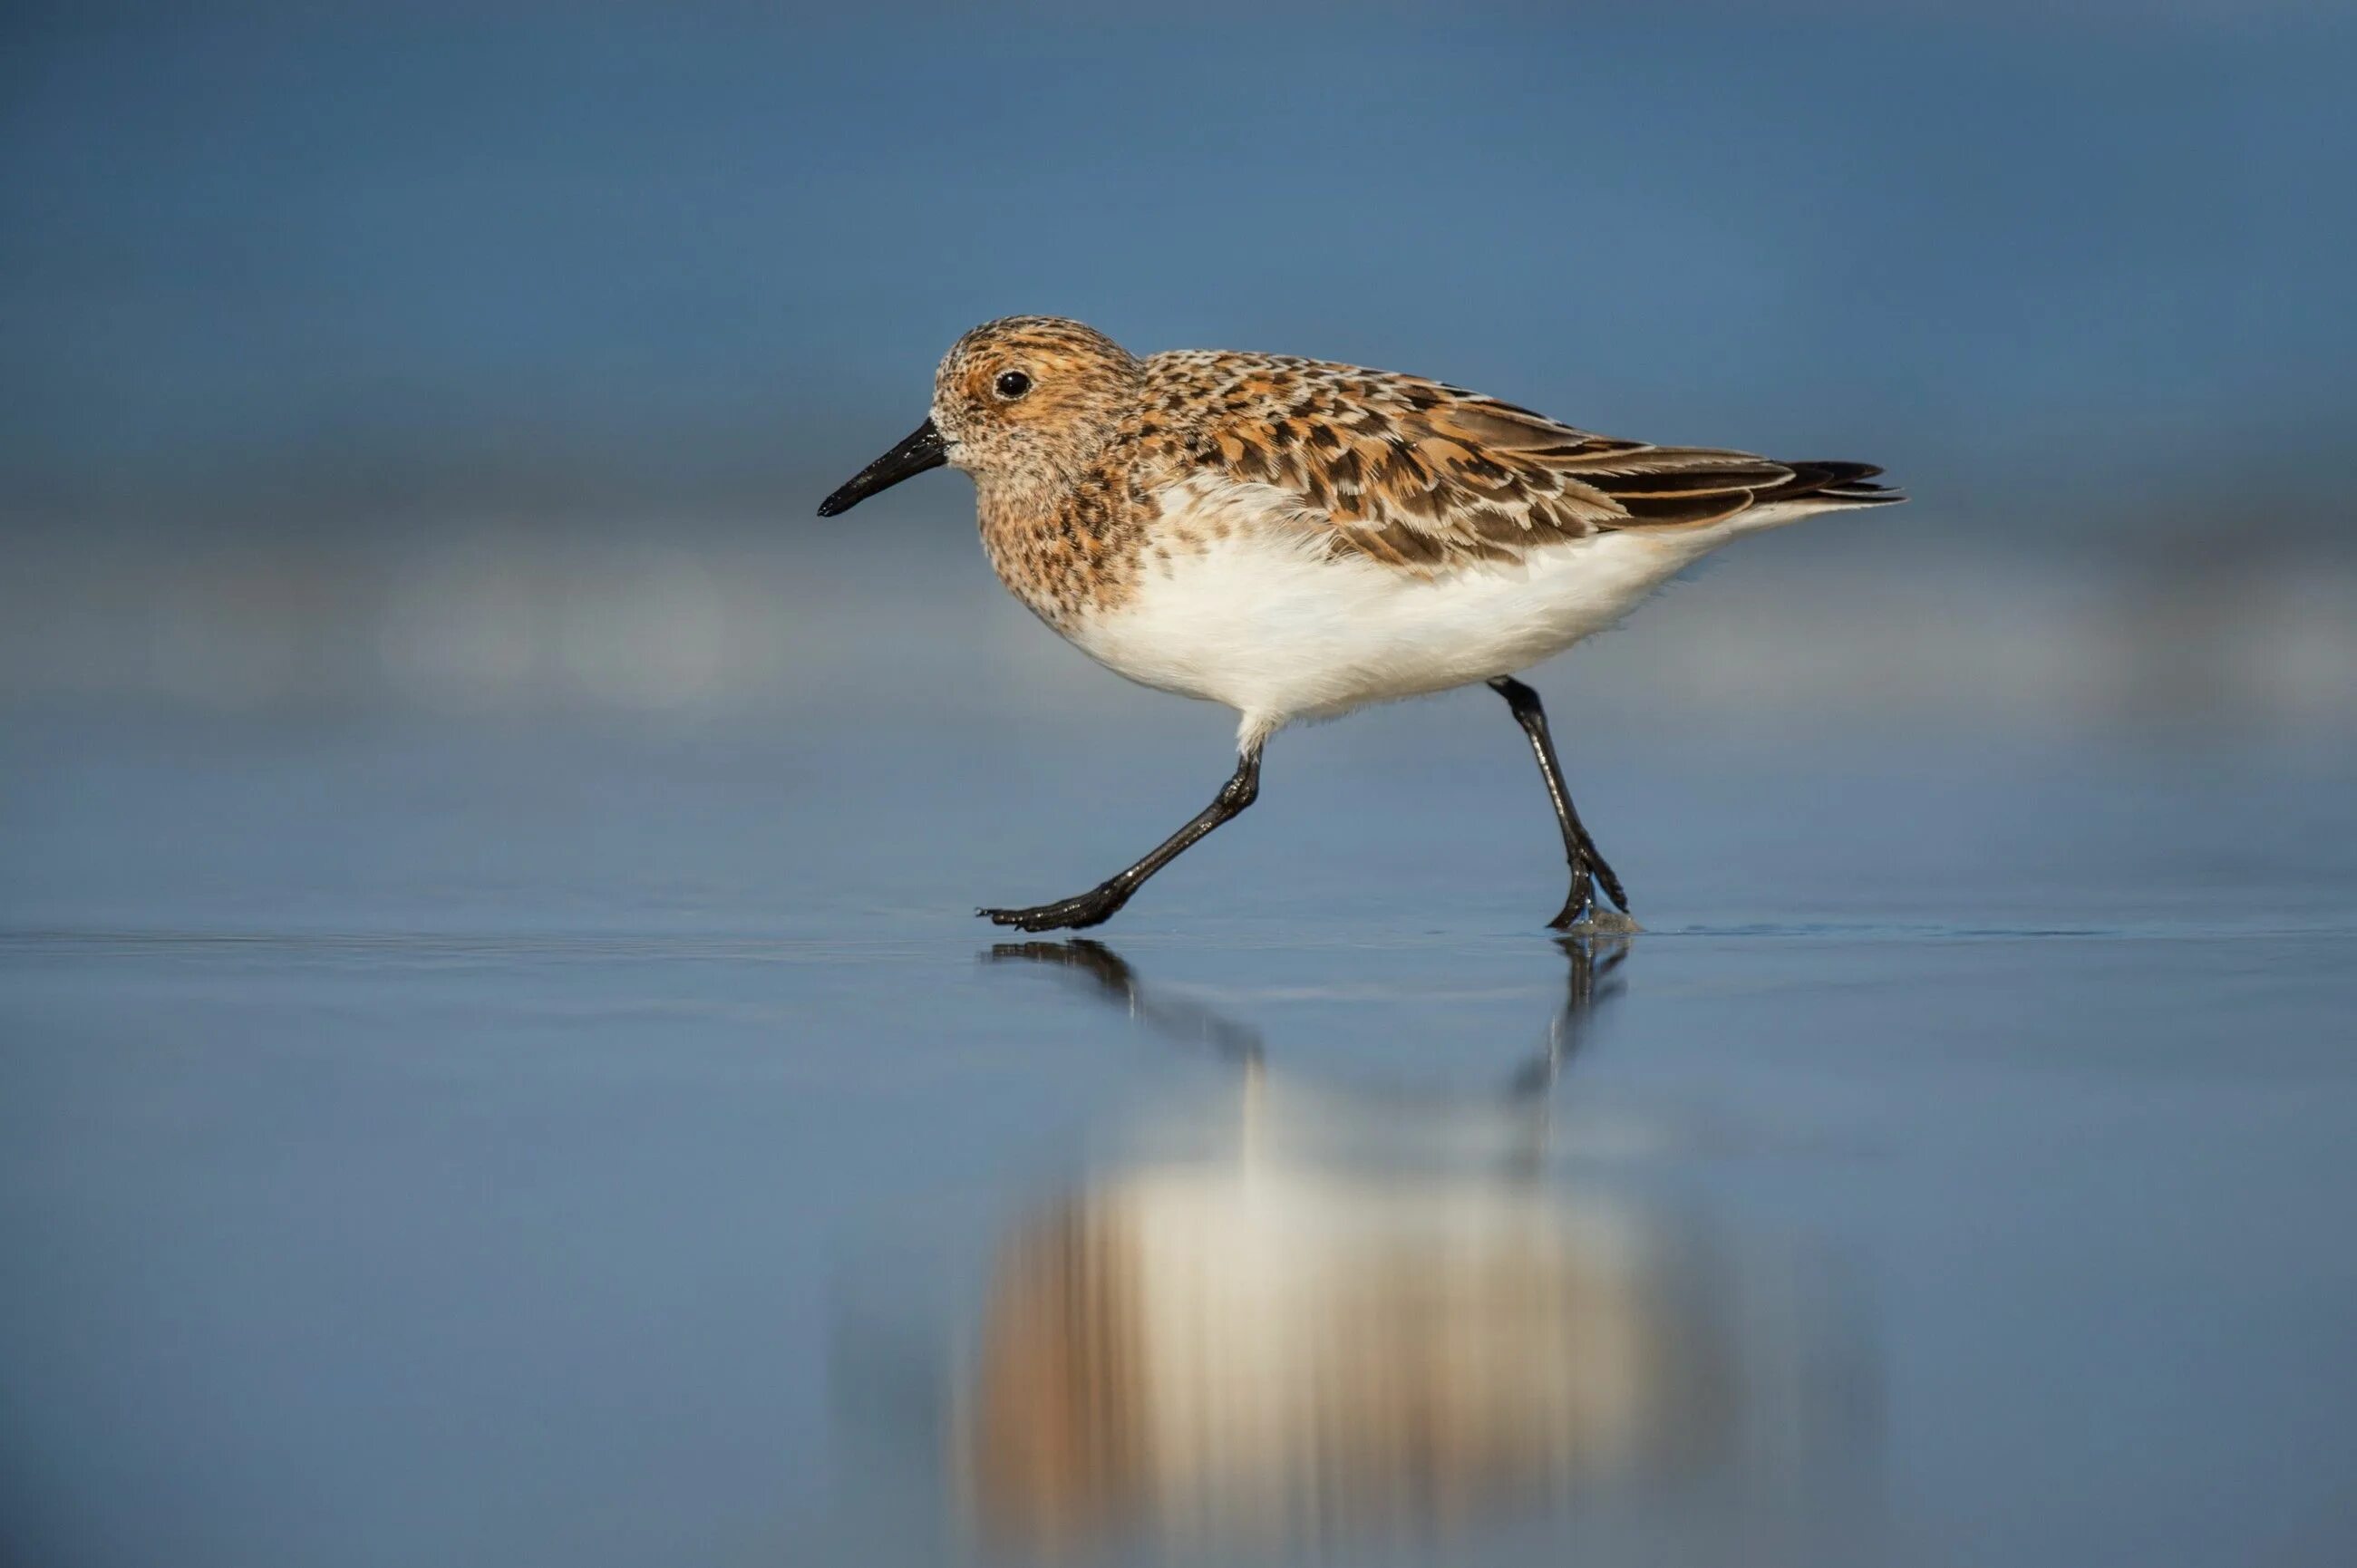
959, 937, 1768, 1558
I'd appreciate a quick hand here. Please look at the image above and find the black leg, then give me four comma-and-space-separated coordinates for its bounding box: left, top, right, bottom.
980, 750, 1262, 933
1488, 676, 1630, 930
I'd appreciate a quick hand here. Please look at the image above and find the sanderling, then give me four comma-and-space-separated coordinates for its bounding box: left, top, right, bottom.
819, 316, 1901, 932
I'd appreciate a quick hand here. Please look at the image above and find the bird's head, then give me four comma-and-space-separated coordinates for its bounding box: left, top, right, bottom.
818, 315, 1140, 518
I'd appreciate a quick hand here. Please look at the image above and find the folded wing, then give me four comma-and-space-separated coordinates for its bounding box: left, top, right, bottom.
1148, 352, 1901, 573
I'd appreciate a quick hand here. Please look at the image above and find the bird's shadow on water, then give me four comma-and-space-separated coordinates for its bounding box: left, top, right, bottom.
846, 934, 1885, 1563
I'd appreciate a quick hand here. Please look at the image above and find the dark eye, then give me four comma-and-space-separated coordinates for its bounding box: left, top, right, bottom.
994, 370, 1033, 400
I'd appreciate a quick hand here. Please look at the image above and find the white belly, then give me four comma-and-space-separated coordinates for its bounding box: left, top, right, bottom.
1068, 524, 1708, 742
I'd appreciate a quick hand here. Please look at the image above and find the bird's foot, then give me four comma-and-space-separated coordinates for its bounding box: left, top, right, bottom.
978, 881, 1130, 933
1585, 846, 1629, 916
1546, 874, 1596, 933
1547, 859, 1641, 934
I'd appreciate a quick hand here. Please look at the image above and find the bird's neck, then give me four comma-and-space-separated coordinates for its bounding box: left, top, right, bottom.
975, 464, 1146, 630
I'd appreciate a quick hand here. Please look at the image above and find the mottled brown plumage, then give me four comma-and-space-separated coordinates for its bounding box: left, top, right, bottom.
924, 316, 1898, 626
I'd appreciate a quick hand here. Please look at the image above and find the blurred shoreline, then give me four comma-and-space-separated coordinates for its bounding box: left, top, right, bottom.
5, 521, 2349, 735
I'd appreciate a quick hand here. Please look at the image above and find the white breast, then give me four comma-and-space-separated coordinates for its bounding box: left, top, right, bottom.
1067, 478, 1712, 746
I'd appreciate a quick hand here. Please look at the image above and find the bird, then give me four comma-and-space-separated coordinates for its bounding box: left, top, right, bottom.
817, 316, 1901, 933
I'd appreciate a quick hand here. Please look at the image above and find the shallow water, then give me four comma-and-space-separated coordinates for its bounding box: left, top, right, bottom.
3, 716, 2353, 1567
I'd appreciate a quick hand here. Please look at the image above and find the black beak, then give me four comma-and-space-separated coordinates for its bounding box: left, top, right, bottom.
816, 419, 948, 517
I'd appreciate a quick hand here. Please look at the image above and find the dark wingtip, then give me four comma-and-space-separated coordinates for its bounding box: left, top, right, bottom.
1786, 460, 1906, 507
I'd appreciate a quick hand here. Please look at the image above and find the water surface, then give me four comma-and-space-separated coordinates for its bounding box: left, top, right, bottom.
3, 718, 2352, 1566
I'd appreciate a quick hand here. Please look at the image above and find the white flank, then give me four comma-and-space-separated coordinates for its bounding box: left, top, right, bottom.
1070, 476, 1823, 748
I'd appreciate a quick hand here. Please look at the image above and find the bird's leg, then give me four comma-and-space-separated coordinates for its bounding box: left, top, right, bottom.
980, 749, 1262, 933
1487, 676, 1630, 930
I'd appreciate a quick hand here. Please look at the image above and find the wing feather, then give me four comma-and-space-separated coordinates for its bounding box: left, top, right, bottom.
1143, 351, 1901, 573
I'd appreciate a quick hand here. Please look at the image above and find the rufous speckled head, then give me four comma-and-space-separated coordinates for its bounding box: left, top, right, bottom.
931, 315, 1141, 487
816, 316, 1140, 518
